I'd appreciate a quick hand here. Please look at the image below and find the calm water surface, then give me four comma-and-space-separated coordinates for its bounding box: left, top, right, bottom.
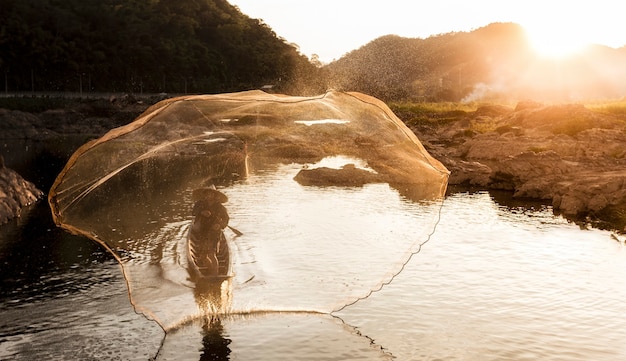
1, 184, 626, 360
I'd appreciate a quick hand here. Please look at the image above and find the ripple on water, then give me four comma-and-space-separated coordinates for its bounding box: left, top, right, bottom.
3, 189, 626, 360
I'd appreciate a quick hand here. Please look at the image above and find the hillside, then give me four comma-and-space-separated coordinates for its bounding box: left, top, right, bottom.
0, 0, 325, 95
325, 23, 626, 102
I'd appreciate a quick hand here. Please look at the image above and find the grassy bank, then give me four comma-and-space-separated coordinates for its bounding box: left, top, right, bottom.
3, 94, 626, 126
0, 93, 164, 114
390, 99, 626, 127
585, 100, 626, 119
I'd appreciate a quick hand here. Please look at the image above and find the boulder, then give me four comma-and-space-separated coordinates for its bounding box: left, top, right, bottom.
0, 157, 43, 224
294, 164, 384, 187
0, 109, 52, 139
445, 159, 491, 186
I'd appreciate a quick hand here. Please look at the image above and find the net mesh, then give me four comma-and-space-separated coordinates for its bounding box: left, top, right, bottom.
48, 90, 449, 329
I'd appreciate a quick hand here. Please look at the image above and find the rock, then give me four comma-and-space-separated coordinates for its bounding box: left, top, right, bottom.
294, 164, 384, 187
492, 151, 578, 191
446, 159, 491, 186
0, 98, 150, 141
0, 109, 50, 139
0, 162, 43, 224
409, 101, 626, 229
551, 172, 626, 215
514, 100, 544, 111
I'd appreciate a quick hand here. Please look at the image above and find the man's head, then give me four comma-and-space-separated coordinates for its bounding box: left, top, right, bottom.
192, 187, 228, 203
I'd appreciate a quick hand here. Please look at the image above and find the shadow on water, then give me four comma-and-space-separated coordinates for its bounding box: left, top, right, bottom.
446, 184, 551, 210
193, 276, 233, 360
200, 318, 232, 361
1, 136, 94, 191
0, 199, 116, 305
0, 136, 116, 305
447, 184, 625, 232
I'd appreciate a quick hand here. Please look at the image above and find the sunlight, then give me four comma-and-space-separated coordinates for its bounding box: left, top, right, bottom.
523, 22, 591, 59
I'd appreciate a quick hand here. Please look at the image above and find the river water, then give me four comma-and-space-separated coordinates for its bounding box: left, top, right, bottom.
2, 139, 626, 360
2, 182, 626, 360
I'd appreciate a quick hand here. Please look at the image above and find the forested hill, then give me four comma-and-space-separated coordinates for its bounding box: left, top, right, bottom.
0, 0, 324, 94
4, 3, 625, 103
325, 22, 626, 102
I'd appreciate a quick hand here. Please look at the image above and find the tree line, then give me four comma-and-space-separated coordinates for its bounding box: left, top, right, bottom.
0, 0, 326, 95
4, 2, 624, 103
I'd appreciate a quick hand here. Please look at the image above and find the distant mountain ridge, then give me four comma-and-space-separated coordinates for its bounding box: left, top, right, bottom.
324, 22, 626, 102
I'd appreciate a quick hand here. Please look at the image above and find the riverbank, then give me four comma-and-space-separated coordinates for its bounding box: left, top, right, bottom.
0, 93, 160, 139
0, 94, 155, 224
394, 101, 626, 232
1, 94, 625, 231
0, 159, 43, 224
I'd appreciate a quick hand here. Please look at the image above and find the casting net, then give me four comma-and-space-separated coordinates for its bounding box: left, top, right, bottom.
49, 90, 449, 329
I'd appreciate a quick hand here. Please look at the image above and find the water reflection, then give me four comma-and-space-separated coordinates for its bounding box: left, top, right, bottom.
200, 318, 231, 361
0, 201, 115, 305
193, 279, 232, 314
193, 280, 233, 361
1, 137, 93, 192
336, 190, 626, 360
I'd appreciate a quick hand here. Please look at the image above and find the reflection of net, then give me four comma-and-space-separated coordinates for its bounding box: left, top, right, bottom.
48, 90, 449, 329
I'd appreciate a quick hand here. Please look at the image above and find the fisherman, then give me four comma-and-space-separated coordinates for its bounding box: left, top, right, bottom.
190, 186, 230, 270
192, 187, 230, 236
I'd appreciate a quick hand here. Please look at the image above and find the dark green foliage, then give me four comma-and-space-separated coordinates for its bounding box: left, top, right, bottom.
0, 0, 323, 94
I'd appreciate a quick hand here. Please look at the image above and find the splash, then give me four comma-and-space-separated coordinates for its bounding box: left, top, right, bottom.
48, 90, 449, 330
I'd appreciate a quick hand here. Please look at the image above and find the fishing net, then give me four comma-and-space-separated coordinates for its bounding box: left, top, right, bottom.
48, 90, 449, 329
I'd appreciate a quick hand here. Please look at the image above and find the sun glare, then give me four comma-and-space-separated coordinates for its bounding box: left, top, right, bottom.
524, 24, 591, 59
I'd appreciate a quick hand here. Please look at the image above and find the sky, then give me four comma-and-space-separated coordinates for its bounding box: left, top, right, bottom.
228, 0, 626, 63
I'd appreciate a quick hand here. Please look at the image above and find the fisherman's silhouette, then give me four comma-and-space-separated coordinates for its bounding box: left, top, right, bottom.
189, 187, 234, 360
189, 187, 230, 277
200, 317, 231, 361
193, 280, 232, 360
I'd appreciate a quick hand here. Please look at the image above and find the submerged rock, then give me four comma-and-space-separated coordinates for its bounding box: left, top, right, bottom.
0, 157, 43, 224
294, 164, 385, 187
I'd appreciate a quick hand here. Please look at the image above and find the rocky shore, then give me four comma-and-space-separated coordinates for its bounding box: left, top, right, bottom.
405, 101, 626, 231
0, 95, 151, 224
0, 95, 150, 140
1, 95, 625, 232
0, 156, 43, 224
